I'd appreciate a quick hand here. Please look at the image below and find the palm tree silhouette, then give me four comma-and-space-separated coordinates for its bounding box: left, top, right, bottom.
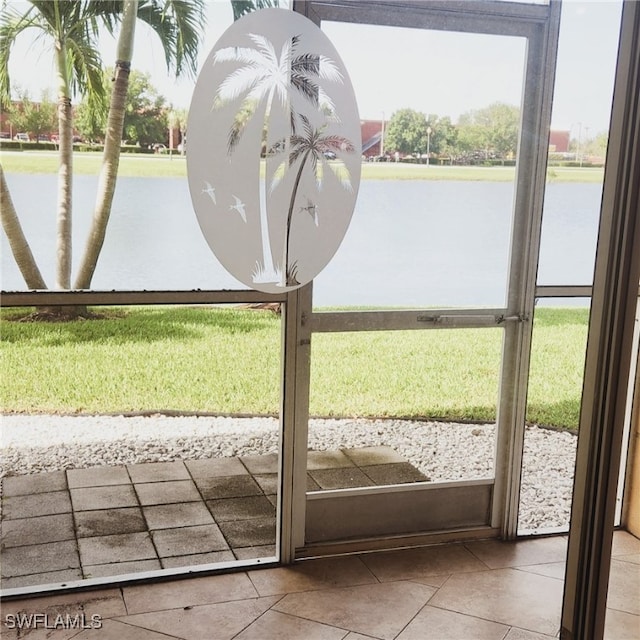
271, 114, 355, 286
212, 33, 343, 284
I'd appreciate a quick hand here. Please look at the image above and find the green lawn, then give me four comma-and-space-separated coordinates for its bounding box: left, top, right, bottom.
0, 150, 604, 182
0, 306, 588, 429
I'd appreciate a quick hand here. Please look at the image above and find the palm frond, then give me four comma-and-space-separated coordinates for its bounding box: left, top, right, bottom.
0, 4, 42, 105
66, 33, 105, 104
137, 0, 205, 77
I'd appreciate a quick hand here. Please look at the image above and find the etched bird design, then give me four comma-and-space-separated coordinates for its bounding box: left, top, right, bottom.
202, 181, 216, 204
300, 199, 319, 226
229, 195, 247, 222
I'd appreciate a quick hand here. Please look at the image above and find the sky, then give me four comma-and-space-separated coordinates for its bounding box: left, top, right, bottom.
6, 0, 623, 136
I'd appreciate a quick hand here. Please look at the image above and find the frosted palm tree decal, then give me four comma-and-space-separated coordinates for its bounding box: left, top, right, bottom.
212, 33, 343, 284
187, 8, 361, 294
271, 114, 355, 286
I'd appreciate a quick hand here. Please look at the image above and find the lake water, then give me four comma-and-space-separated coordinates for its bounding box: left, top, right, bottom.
1, 173, 602, 307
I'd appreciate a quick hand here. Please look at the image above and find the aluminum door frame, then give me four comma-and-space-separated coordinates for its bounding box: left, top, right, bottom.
288, 0, 562, 555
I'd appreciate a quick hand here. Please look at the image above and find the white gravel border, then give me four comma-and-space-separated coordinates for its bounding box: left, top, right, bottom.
0, 414, 576, 531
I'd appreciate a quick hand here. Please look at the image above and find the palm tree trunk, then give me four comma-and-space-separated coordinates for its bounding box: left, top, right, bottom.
0, 165, 47, 289
282, 152, 308, 286
74, 0, 138, 290
55, 44, 73, 290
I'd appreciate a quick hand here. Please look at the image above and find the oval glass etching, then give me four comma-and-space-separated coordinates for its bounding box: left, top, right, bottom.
187, 8, 362, 293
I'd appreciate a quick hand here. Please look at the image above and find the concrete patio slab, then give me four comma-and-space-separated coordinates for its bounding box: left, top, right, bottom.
343, 446, 406, 466
75, 507, 147, 538
194, 474, 263, 500
134, 479, 201, 506
361, 462, 429, 485
307, 450, 356, 470
78, 532, 156, 566
83, 559, 162, 579
1, 513, 75, 547
240, 453, 279, 474
67, 465, 130, 488
218, 516, 276, 548
143, 502, 215, 530
2, 490, 72, 519
151, 524, 230, 557
2, 471, 67, 496
2, 540, 80, 578
206, 496, 276, 522
70, 485, 138, 511
127, 461, 190, 483
309, 467, 376, 490
160, 550, 236, 568
185, 457, 249, 478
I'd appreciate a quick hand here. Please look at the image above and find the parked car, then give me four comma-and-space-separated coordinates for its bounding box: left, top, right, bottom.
14, 133, 30, 142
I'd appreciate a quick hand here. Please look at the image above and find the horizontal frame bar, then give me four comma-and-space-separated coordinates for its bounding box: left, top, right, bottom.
311, 308, 515, 332
0, 289, 287, 308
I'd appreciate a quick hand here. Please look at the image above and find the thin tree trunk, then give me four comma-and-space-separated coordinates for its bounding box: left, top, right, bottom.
55, 44, 73, 290
0, 165, 47, 289
74, 0, 138, 289
282, 152, 307, 286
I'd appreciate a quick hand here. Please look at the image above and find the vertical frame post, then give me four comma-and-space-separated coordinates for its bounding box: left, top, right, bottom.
561, 2, 640, 637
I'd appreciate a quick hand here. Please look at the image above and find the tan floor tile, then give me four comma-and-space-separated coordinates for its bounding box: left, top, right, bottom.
2, 471, 67, 496
1, 621, 82, 640
122, 572, 259, 614
67, 465, 130, 488
396, 605, 509, 639
2, 540, 80, 578
428, 568, 562, 636
127, 461, 189, 483
516, 561, 565, 580
607, 558, 640, 615
73, 618, 177, 639
0, 588, 127, 622
83, 559, 162, 579
504, 629, 557, 639
249, 556, 377, 596
344, 634, 383, 640
2, 491, 71, 519
236, 609, 347, 640
143, 502, 214, 529
70, 485, 137, 511
119, 596, 280, 640
134, 480, 201, 506
75, 507, 146, 537
612, 530, 640, 556
361, 543, 486, 582
185, 456, 250, 478
465, 536, 568, 569
1, 568, 83, 590
604, 607, 640, 640
1, 513, 75, 547
151, 524, 229, 557
274, 581, 436, 640
160, 550, 236, 568
78, 532, 156, 565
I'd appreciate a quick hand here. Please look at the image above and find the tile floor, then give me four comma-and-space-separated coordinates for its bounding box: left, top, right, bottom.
1, 447, 428, 589
0, 531, 638, 639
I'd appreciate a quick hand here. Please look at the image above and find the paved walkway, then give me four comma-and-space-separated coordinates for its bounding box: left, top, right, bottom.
1, 446, 426, 590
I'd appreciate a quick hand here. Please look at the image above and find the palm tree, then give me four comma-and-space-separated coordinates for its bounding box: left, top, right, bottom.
73, 0, 205, 290
1, 0, 111, 290
271, 114, 355, 286
213, 33, 342, 284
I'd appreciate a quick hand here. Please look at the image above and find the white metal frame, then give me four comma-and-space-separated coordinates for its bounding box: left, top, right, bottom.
289, 0, 562, 554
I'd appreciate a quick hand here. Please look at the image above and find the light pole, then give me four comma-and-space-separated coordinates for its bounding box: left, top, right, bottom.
426, 125, 432, 166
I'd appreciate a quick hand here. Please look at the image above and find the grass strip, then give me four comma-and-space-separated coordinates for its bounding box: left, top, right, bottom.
0, 306, 588, 429
0, 150, 604, 182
